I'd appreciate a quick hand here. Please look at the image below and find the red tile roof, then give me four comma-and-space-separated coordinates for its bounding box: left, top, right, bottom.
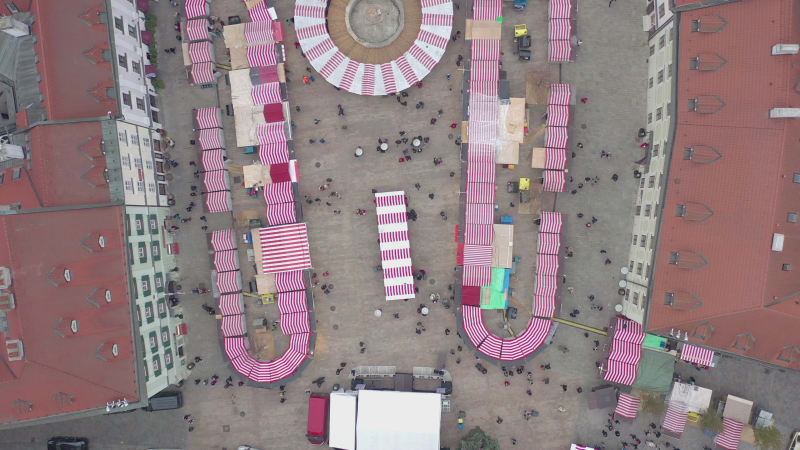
27, 0, 118, 120
648, 0, 800, 369
0, 206, 139, 425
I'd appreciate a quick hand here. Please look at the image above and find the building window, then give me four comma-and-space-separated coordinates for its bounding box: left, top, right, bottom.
632, 292, 640, 306
782, 264, 791, 271
122, 93, 132, 107
636, 263, 643, 275
629, 260, 635, 272
152, 242, 161, 261
794, 173, 800, 183
155, 272, 164, 291
656, 107, 663, 121
114, 16, 124, 32
648, 113, 653, 124
136, 97, 146, 111
640, 235, 647, 248
143, 136, 151, 147
128, 24, 137, 38
157, 298, 167, 318
148, 331, 158, 352
650, 234, 655, 249
135, 306, 142, 326
124, 180, 134, 192
134, 157, 143, 169
131, 134, 139, 146
649, 45, 655, 56
148, 182, 156, 193
158, 184, 167, 195
635, 205, 642, 216
732, 333, 755, 351
648, 176, 656, 188
151, 110, 160, 123
632, 235, 638, 246
118, 54, 127, 70
137, 181, 145, 192
667, 102, 671, 116
653, 144, 660, 157
144, 301, 154, 323
668, 64, 673, 77
645, 204, 652, 217
12, 167, 21, 180
119, 131, 128, 145
161, 327, 171, 346
658, 35, 665, 49
135, 214, 144, 234
149, 95, 158, 108
132, 61, 141, 74
657, 70, 664, 84
658, 3, 665, 18
669, 26, 674, 41
164, 350, 174, 369
0, 172, 4, 184
137, 242, 147, 262
145, 160, 153, 170
149, 215, 159, 234
152, 356, 162, 377
788, 213, 798, 223
142, 275, 152, 297
648, 77, 654, 89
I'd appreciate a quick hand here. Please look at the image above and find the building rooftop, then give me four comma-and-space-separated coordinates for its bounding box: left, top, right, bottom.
0, 12, 45, 130
0, 206, 139, 426
648, 0, 800, 368
0, 0, 119, 122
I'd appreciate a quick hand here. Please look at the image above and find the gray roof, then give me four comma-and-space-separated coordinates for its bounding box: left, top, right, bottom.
0, 12, 45, 132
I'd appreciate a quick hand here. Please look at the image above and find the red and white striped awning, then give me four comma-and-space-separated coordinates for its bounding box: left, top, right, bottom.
466, 182, 496, 204
545, 126, 568, 148
466, 204, 494, 224
716, 418, 743, 450
251, 83, 282, 104
248, 0, 271, 22
471, 40, 501, 61
211, 228, 235, 251
224, 337, 250, 370
545, 148, 567, 170
469, 100, 499, 122
464, 224, 494, 245
463, 244, 493, 266
468, 143, 496, 163
549, 39, 573, 62
267, 202, 297, 226
278, 291, 308, 314
603, 358, 638, 385
206, 190, 231, 213
478, 334, 503, 359
468, 120, 498, 143
543, 170, 566, 192
499, 318, 552, 360
213, 249, 240, 272
247, 44, 278, 67
680, 343, 715, 367
195, 107, 220, 129
470, 80, 499, 98
470, 61, 500, 81
257, 223, 312, 273
264, 182, 294, 205
189, 41, 213, 63
534, 274, 558, 298
540, 211, 563, 233
662, 402, 688, 437
186, 19, 209, 41
289, 332, 311, 355
549, 83, 572, 105
275, 270, 306, 292
216, 270, 241, 294
184, 0, 208, 19
198, 128, 223, 150
472, 0, 501, 20
608, 339, 643, 366
203, 169, 229, 193
536, 253, 560, 276
549, 0, 573, 18
463, 265, 492, 286
221, 314, 245, 337
201, 149, 225, 171
259, 142, 290, 165
218, 294, 243, 316
613, 317, 645, 344
546, 105, 570, 127
549, 18, 573, 41
467, 161, 496, 183
462, 305, 489, 348
533, 294, 555, 318
245, 20, 277, 43
248, 348, 307, 383
614, 393, 640, 420
190, 62, 215, 84
280, 311, 311, 335
376, 191, 415, 301
256, 122, 287, 145
537, 232, 561, 255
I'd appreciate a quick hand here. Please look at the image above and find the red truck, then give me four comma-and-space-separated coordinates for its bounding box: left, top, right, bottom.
307, 393, 329, 445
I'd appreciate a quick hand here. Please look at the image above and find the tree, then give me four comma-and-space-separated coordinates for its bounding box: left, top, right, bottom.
460, 426, 500, 450
700, 409, 724, 434
753, 426, 782, 450
641, 396, 666, 416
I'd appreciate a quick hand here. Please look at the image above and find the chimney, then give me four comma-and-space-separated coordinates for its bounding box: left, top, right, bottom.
769, 108, 800, 119
771, 44, 799, 55
0, 16, 29, 38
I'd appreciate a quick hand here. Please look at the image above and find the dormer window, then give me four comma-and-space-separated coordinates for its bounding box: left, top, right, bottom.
64, 269, 72, 282
70, 319, 79, 334
98, 235, 106, 248
105, 289, 113, 303
111, 343, 120, 357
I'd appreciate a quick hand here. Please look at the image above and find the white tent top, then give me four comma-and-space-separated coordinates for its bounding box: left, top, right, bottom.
356, 390, 441, 450
668, 381, 712, 413
330, 392, 357, 450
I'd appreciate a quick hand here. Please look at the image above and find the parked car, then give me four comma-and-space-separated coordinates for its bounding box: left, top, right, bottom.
143, 391, 182, 411
47, 437, 88, 450
307, 393, 329, 445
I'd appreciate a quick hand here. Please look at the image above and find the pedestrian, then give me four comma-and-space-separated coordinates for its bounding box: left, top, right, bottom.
428, 193, 435, 199
201, 225, 208, 231
496, 416, 503, 424
414, 183, 421, 190
612, 173, 619, 181
561, 384, 568, 392
337, 104, 345, 116
446, 73, 451, 80
296, 105, 301, 112
450, 122, 458, 128
580, 97, 588, 103
200, 216, 207, 222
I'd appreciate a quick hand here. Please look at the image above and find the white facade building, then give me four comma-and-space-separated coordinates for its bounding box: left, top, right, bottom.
116, 120, 168, 207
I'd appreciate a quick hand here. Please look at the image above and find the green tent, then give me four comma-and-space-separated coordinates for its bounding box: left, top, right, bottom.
632, 348, 675, 394
480, 268, 509, 310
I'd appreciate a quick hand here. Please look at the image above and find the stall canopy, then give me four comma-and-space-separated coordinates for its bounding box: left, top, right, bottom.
668, 382, 712, 414
211, 228, 236, 251
356, 390, 441, 450
614, 393, 640, 420
549, 83, 572, 105
375, 191, 415, 301
544, 127, 568, 148
716, 418, 744, 450
680, 343, 715, 367
206, 190, 232, 213
662, 402, 688, 437
542, 170, 565, 192
539, 211, 563, 233
190, 62, 215, 84
255, 223, 312, 274
195, 107, 221, 129
329, 392, 357, 450
631, 348, 675, 394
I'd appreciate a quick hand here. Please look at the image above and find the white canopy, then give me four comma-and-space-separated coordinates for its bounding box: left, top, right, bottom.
330, 392, 357, 450
356, 390, 441, 450
668, 381, 712, 413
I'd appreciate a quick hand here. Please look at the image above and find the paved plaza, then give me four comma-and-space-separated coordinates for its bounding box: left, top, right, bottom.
1, 0, 799, 449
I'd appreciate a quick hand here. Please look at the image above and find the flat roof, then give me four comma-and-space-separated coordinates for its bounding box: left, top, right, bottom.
356, 390, 441, 450
329, 392, 357, 450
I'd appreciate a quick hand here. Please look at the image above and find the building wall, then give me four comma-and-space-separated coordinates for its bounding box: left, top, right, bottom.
124, 206, 188, 397
108, 0, 162, 128
115, 120, 168, 206
623, 20, 675, 323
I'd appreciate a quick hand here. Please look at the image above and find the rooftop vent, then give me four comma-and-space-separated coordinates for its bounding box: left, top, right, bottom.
0, 266, 11, 289
6, 339, 23, 361
771, 44, 799, 55
772, 233, 785, 252
769, 108, 800, 119
0, 16, 30, 38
